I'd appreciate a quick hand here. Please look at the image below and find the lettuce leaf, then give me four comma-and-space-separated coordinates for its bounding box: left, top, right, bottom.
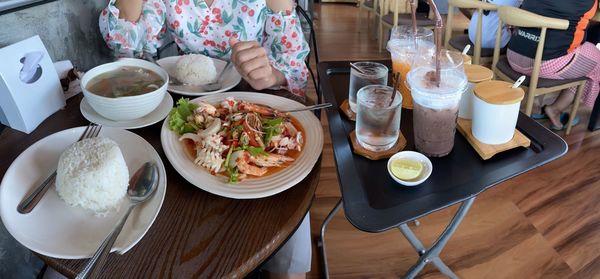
168, 98, 199, 135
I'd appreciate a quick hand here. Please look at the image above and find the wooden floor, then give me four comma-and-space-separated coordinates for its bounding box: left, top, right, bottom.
307, 3, 600, 278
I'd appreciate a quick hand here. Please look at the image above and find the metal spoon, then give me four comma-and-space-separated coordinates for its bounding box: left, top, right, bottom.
282, 103, 333, 113
76, 162, 159, 279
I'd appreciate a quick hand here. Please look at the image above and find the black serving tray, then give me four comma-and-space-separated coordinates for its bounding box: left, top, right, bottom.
318, 60, 568, 233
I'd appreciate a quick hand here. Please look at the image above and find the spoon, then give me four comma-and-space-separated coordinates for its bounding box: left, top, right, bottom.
512, 75, 526, 88
76, 162, 159, 279
282, 103, 333, 113
462, 44, 471, 55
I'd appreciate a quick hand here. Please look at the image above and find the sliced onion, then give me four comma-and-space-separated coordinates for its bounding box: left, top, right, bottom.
244, 113, 264, 135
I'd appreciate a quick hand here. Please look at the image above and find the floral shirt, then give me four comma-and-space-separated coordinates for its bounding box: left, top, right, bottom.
99, 0, 309, 96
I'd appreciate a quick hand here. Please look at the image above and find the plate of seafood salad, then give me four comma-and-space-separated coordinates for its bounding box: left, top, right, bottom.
160, 92, 323, 199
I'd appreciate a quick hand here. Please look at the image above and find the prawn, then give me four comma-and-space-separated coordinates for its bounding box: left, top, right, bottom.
238, 101, 286, 117
236, 151, 268, 176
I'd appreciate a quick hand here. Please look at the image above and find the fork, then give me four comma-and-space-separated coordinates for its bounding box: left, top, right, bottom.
17, 124, 103, 214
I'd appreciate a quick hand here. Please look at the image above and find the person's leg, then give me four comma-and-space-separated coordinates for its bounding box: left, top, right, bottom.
544, 90, 576, 128
262, 213, 311, 278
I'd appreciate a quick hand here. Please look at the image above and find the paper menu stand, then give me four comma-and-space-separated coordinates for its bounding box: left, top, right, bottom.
0, 35, 65, 134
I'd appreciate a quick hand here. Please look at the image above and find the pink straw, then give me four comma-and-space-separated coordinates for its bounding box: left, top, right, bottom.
426, 0, 443, 87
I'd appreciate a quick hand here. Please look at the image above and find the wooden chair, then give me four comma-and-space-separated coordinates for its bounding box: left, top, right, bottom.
587, 10, 600, 131
492, 6, 586, 135
358, 0, 380, 38
378, 0, 435, 52
444, 0, 500, 65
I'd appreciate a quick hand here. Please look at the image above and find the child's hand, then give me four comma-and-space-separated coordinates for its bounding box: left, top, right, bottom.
229, 37, 286, 90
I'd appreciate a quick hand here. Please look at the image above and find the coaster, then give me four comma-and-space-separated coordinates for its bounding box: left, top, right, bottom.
456, 118, 531, 160
350, 130, 407, 160
340, 99, 356, 121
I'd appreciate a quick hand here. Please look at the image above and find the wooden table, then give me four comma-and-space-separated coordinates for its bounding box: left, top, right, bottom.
0, 88, 320, 278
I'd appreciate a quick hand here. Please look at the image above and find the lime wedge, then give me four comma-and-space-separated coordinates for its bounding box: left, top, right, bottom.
390, 159, 423, 181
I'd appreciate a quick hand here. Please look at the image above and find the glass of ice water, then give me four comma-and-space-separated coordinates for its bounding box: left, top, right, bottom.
356, 85, 402, 152
348, 62, 388, 112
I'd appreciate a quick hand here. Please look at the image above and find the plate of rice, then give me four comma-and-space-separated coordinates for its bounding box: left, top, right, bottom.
0, 127, 167, 259
157, 54, 242, 96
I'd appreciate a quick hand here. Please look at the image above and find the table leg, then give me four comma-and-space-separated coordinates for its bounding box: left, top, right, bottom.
318, 198, 342, 279
400, 197, 476, 279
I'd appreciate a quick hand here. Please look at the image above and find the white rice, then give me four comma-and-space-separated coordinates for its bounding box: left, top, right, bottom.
174, 54, 217, 86
56, 137, 129, 214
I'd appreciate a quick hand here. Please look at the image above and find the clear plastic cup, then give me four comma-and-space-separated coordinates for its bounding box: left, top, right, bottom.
387, 26, 435, 109
356, 85, 402, 152
407, 51, 467, 157
348, 62, 388, 112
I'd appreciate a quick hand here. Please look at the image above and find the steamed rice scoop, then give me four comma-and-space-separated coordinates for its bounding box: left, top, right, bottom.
56, 137, 129, 214
174, 54, 217, 86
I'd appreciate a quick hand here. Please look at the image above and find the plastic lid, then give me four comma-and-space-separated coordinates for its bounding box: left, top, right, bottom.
464, 64, 493, 83
474, 80, 525, 105
407, 66, 468, 109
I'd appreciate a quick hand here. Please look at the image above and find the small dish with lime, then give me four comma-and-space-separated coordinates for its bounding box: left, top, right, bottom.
387, 151, 432, 186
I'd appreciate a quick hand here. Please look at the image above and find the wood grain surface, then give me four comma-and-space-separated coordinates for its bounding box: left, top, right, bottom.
456, 117, 530, 160
308, 3, 600, 278
0, 85, 320, 278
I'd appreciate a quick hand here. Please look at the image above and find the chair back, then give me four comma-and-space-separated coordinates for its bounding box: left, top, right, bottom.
296, 4, 322, 114
445, 0, 497, 65
492, 6, 568, 90
381, 0, 411, 26
387, 0, 412, 15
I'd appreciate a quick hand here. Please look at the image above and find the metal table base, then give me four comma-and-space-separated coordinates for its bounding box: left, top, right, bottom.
318, 197, 476, 279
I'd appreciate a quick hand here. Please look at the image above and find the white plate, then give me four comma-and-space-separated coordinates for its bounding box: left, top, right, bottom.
161, 92, 323, 199
0, 127, 167, 259
156, 56, 242, 96
80, 94, 174, 130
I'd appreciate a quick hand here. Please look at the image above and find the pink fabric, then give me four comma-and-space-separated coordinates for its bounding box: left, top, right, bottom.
507, 42, 600, 107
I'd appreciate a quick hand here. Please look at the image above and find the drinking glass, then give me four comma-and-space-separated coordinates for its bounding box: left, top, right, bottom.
387, 25, 435, 109
348, 62, 388, 112
408, 50, 467, 157
355, 85, 402, 152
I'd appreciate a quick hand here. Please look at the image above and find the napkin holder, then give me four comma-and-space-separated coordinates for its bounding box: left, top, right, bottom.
0, 36, 65, 134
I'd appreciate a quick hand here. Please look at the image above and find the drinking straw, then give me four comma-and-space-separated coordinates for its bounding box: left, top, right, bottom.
383, 73, 402, 139
389, 72, 401, 106
409, 0, 418, 35
350, 62, 366, 74
427, 0, 444, 87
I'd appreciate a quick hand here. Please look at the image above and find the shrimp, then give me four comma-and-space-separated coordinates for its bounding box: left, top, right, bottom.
195, 102, 218, 116
236, 151, 268, 176
238, 101, 286, 117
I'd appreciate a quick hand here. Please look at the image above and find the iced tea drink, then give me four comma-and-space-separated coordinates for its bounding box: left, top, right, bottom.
387, 26, 434, 109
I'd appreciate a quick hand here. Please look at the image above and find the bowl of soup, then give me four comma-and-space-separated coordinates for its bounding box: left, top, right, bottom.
81, 58, 169, 121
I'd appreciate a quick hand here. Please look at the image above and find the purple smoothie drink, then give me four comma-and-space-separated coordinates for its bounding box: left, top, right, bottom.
407, 52, 467, 157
